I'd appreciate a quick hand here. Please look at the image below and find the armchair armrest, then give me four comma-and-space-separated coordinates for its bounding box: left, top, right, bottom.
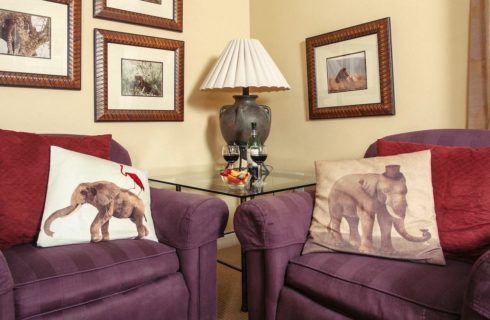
150, 187, 228, 250
234, 191, 315, 320
0, 251, 14, 320
234, 190, 315, 251
463, 249, 490, 319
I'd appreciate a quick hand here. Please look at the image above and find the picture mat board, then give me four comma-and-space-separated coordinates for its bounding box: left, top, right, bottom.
315, 34, 380, 108
0, 0, 68, 76
106, 0, 173, 19
108, 43, 176, 111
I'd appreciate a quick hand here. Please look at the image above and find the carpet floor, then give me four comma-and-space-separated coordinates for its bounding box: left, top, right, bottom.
217, 246, 248, 320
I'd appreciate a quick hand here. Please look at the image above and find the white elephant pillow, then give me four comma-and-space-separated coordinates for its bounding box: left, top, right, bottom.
37, 146, 158, 247
303, 150, 446, 265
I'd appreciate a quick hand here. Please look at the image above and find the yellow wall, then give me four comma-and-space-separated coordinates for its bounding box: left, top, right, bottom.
0, 1, 250, 173
250, 0, 470, 172
0, 1, 471, 173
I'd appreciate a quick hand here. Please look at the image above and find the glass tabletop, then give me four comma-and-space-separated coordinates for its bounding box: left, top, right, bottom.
149, 169, 316, 198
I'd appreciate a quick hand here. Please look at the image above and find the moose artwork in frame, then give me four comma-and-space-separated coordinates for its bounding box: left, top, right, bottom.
94, 0, 183, 32
0, 0, 81, 89
306, 18, 395, 119
94, 29, 184, 121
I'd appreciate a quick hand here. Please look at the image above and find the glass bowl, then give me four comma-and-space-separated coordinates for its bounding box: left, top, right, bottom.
220, 171, 251, 189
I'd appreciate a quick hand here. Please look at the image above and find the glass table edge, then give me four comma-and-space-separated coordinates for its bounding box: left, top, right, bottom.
149, 178, 316, 198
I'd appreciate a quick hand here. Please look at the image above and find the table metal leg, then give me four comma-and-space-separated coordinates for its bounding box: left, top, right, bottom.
239, 196, 248, 312
241, 249, 248, 312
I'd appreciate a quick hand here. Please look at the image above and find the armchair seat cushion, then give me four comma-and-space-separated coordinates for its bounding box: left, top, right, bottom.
3, 239, 181, 319
286, 253, 472, 319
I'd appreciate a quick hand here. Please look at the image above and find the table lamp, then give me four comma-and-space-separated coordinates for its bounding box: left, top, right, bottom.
200, 38, 290, 154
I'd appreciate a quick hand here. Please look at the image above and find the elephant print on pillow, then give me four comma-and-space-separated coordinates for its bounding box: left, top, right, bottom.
303, 150, 446, 265
43, 181, 148, 242
327, 165, 431, 254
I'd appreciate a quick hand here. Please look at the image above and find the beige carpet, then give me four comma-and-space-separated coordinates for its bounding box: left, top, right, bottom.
217, 246, 248, 320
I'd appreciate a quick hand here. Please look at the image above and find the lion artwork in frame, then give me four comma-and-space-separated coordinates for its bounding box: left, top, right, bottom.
306, 18, 395, 119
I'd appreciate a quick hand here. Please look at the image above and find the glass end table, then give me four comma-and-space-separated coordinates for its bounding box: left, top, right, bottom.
149, 169, 315, 202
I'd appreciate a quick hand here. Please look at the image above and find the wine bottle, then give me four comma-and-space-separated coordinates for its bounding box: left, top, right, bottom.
247, 122, 261, 181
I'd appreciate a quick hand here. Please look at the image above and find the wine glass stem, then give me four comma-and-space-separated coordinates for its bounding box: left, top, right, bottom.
257, 164, 262, 181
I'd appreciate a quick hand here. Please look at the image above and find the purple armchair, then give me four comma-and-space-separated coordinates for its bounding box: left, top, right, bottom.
234, 129, 490, 320
0, 138, 228, 320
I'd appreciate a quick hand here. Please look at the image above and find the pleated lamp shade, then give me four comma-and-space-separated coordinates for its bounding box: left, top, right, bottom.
200, 39, 290, 91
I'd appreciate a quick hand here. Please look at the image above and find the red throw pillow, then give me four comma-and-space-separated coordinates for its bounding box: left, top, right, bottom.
0, 129, 112, 250
377, 139, 490, 256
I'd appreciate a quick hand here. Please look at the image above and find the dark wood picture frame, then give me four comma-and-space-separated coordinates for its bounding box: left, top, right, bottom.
94, 29, 184, 122
94, 0, 183, 32
306, 18, 395, 120
0, 0, 81, 89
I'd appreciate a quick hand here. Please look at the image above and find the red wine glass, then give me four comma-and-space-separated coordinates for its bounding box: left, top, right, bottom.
222, 145, 240, 169
250, 145, 268, 185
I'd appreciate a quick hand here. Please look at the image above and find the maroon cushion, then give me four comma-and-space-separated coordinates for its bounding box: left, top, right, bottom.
0, 129, 112, 250
377, 139, 490, 256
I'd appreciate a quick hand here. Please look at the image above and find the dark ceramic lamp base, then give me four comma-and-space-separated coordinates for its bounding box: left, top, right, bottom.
219, 94, 271, 148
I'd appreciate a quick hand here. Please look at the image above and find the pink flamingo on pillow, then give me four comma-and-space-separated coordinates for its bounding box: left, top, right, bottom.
120, 164, 145, 195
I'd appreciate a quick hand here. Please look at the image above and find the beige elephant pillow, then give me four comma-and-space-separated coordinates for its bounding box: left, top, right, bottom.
37, 147, 158, 247
303, 150, 445, 265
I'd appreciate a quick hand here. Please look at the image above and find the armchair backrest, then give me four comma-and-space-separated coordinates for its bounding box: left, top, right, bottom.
41, 134, 132, 166
110, 140, 131, 166
364, 129, 490, 157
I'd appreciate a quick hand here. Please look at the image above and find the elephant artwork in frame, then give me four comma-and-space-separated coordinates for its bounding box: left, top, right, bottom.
304, 150, 446, 265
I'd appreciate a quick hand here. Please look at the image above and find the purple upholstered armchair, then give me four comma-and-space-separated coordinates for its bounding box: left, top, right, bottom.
234, 129, 490, 320
0, 138, 228, 320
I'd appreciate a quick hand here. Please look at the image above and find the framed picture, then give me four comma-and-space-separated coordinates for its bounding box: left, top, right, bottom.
94, 29, 184, 121
0, 0, 81, 89
94, 0, 182, 32
306, 18, 395, 119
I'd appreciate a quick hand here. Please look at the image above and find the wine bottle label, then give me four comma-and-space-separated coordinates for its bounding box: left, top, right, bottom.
249, 166, 258, 181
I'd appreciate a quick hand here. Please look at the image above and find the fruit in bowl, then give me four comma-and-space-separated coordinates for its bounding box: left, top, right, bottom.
220, 168, 250, 188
